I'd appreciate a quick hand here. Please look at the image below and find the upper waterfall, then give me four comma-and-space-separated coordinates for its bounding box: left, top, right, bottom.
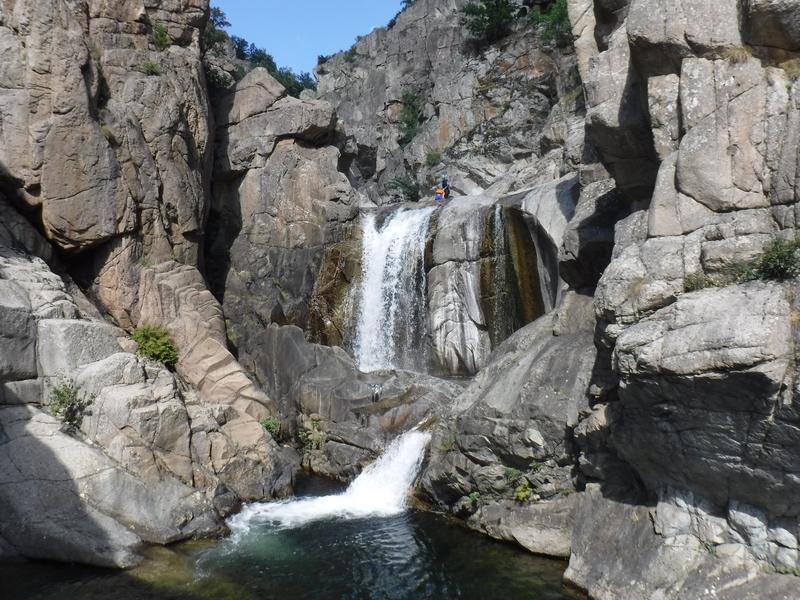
352, 206, 437, 372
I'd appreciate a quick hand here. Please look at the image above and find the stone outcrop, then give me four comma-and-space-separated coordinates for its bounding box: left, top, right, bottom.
316, 0, 590, 203
0, 199, 295, 566
206, 68, 359, 365
0, 0, 214, 327
421, 292, 595, 554
558, 0, 800, 592
239, 324, 462, 481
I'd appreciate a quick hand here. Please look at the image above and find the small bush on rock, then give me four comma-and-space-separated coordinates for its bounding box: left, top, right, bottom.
426, 151, 442, 167
386, 176, 421, 202
513, 479, 532, 502
755, 237, 800, 280
529, 0, 571, 46
398, 93, 422, 146
48, 379, 92, 428
132, 325, 178, 369
684, 237, 800, 293
462, 0, 517, 44
260, 417, 280, 440
140, 61, 162, 76
151, 24, 171, 51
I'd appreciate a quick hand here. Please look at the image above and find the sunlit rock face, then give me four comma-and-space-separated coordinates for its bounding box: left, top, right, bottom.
206, 68, 360, 371
315, 0, 589, 204
0, 0, 215, 326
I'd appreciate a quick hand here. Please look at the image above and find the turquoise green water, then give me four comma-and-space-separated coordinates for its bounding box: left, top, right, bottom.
1, 479, 573, 599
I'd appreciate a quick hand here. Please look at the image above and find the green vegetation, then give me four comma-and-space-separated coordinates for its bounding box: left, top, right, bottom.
779, 58, 800, 82
426, 151, 442, 167
529, 0, 570, 46
100, 125, 117, 145
259, 417, 280, 440
399, 93, 422, 146
684, 237, 800, 293
132, 325, 179, 369
48, 379, 92, 428
756, 237, 800, 280
462, 0, 517, 44
203, 7, 230, 49
297, 429, 312, 449
140, 61, 162, 76
504, 466, 523, 481
206, 68, 233, 90
297, 421, 324, 451
204, 5, 315, 97
386, 176, 421, 202
150, 24, 171, 51
468, 490, 481, 507
513, 479, 532, 502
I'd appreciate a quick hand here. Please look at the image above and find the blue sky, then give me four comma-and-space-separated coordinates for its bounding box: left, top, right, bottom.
213, 1, 406, 75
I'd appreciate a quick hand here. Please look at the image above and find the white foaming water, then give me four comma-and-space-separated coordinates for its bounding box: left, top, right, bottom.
353, 207, 436, 372
227, 431, 431, 535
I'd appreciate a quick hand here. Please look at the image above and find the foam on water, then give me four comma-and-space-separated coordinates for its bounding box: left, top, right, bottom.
228, 430, 431, 535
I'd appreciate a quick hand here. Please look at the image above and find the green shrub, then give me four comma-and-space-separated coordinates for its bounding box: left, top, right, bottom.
755, 238, 800, 280
132, 325, 178, 369
468, 490, 481, 507
529, 0, 571, 46
203, 7, 230, 51
399, 92, 421, 146
140, 61, 162, 76
462, 0, 517, 44
205, 66, 232, 90
684, 272, 713, 292
426, 151, 442, 167
386, 176, 421, 202
529, 461, 544, 474
259, 417, 280, 440
100, 125, 117, 145
48, 379, 92, 428
513, 479, 532, 503
684, 238, 800, 293
504, 466, 523, 481
150, 24, 171, 51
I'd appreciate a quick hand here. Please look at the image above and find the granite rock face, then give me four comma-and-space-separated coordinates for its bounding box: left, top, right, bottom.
421, 292, 596, 554
240, 324, 462, 482
0, 0, 214, 327
0, 202, 296, 567
316, 0, 590, 203
558, 0, 800, 593
206, 68, 359, 369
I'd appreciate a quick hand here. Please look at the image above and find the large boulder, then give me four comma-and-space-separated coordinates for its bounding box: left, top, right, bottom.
0, 405, 221, 568
207, 69, 358, 364
744, 0, 800, 51
421, 293, 596, 554
242, 324, 461, 481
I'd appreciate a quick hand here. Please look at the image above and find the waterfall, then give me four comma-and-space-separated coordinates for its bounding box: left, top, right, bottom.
352, 207, 436, 372
227, 431, 431, 532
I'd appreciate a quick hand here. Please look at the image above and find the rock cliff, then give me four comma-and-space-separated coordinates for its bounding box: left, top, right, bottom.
1, 0, 800, 597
